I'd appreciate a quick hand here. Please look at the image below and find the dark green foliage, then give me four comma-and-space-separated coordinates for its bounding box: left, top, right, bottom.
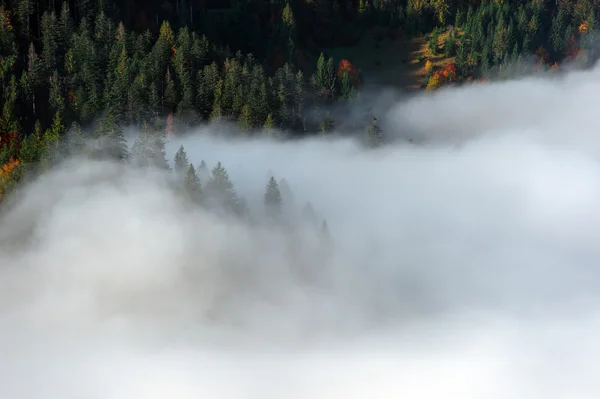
130, 122, 168, 168
0, 0, 597, 206
184, 163, 202, 202
264, 176, 282, 220
174, 145, 189, 176
205, 161, 241, 214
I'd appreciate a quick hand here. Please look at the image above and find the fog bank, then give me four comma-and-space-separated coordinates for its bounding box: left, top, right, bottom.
3, 65, 600, 398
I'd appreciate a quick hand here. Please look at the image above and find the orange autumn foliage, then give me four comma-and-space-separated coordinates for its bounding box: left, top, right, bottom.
579, 21, 589, 34
337, 59, 360, 87
442, 63, 457, 81
0, 157, 19, 202
0, 158, 19, 180
426, 63, 458, 90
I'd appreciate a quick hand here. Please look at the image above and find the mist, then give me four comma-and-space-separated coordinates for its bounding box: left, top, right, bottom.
3, 64, 600, 398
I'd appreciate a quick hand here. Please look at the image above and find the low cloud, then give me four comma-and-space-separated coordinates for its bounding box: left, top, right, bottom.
2, 64, 600, 398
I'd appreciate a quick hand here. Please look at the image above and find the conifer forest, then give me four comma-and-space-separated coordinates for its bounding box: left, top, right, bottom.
0, 0, 598, 207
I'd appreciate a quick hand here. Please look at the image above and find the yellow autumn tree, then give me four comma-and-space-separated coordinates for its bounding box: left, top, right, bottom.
424, 59, 433, 74
426, 71, 442, 91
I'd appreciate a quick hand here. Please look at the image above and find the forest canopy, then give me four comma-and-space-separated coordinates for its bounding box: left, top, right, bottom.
0, 0, 599, 201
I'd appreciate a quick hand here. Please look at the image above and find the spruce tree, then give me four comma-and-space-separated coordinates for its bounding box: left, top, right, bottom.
264, 176, 283, 220
238, 104, 252, 132
206, 161, 240, 214
96, 113, 129, 161
184, 163, 202, 202
198, 159, 209, 180
131, 122, 169, 169
174, 145, 189, 176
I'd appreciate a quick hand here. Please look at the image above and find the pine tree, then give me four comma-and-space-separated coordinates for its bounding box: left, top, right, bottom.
184, 163, 202, 202
95, 113, 129, 161
340, 71, 356, 100
163, 68, 178, 112
264, 176, 283, 220
131, 122, 169, 169
206, 161, 240, 214
311, 53, 336, 99
174, 145, 189, 176
493, 17, 509, 64
198, 159, 209, 180
66, 121, 86, 157
238, 103, 252, 132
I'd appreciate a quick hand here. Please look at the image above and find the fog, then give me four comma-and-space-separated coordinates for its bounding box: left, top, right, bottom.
3, 64, 600, 398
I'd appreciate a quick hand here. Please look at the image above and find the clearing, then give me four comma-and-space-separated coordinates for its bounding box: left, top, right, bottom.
320, 28, 456, 90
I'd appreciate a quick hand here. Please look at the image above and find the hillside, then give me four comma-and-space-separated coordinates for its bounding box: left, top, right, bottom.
0, 0, 597, 200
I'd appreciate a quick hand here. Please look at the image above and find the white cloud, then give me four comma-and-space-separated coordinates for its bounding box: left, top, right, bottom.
3, 64, 600, 398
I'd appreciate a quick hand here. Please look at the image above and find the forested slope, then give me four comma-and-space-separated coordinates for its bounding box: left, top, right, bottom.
0, 0, 598, 201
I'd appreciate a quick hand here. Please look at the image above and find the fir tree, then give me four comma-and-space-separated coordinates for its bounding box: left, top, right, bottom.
264, 176, 283, 220
238, 104, 252, 132
206, 161, 240, 214
131, 122, 169, 169
174, 145, 189, 176
198, 159, 209, 180
184, 163, 202, 202
95, 113, 129, 161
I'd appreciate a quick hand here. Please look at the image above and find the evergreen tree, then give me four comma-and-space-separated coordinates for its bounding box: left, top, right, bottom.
174, 145, 189, 176
264, 176, 282, 220
184, 163, 202, 202
340, 71, 356, 100
130, 122, 169, 169
493, 17, 509, 64
198, 159, 209, 180
238, 104, 252, 132
95, 113, 129, 161
206, 161, 240, 214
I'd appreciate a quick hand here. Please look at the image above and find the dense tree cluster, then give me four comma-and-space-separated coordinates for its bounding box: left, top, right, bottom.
170, 144, 331, 238
0, 0, 598, 201
422, 0, 597, 86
